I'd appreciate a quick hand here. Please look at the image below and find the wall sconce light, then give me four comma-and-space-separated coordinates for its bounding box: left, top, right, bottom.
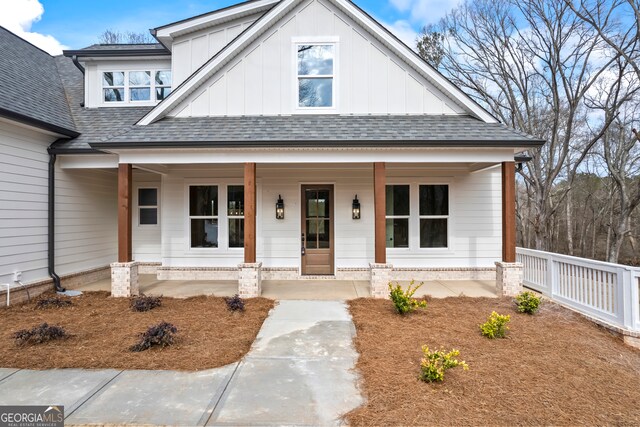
276, 195, 285, 220
352, 195, 361, 220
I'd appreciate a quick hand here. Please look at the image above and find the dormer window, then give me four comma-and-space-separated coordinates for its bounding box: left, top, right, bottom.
296, 43, 336, 109
102, 70, 172, 104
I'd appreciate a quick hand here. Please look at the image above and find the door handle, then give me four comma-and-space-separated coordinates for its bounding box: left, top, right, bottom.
301, 233, 306, 256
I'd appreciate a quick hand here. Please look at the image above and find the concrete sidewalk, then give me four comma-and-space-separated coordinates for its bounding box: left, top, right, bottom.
0, 300, 363, 426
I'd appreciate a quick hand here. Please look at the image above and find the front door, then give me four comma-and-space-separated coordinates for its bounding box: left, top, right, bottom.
301, 185, 334, 275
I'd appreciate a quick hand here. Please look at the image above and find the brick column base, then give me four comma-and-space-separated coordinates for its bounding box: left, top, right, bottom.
111, 262, 139, 297
495, 261, 523, 297
370, 263, 393, 299
239, 262, 262, 298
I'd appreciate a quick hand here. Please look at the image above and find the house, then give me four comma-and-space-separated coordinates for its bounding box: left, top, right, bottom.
0, 0, 544, 303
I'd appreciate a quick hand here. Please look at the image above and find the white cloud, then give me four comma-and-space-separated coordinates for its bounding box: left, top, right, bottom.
389, 0, 462, 26
383, 19, 419, 49
0, 0, 67, 55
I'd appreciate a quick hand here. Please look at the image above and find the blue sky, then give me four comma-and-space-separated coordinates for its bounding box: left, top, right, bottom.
0, 0, 461, 54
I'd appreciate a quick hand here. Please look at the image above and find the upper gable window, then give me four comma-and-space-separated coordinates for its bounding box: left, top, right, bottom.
102, 70, 172, 104
297, 44, 335, 109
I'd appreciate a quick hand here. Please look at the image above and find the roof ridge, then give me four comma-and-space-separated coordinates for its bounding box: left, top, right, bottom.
0, 25, 53, 58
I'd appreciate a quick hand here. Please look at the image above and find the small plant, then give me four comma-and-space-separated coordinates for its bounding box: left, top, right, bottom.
224, 294, 245, 312
389, 281, 427, 315
13, 323, 68, 346
130, 294, 162, 312
130, 321, 177, 352
480, 311, 511, 339
515, 291, 541, 314
419, 345, 469, 383
36, 297, 72, 310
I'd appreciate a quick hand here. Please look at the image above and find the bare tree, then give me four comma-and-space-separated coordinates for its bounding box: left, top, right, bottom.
98, 29, 154, 44
423, 0, 632, 252
416, 25, 446, 69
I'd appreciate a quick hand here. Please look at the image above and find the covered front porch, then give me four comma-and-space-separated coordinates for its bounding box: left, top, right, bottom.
67, 146, 524, 299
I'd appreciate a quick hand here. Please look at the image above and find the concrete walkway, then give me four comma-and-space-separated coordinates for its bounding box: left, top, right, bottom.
0, 301, 363, 426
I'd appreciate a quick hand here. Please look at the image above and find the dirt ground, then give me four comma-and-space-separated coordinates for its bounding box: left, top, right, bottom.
0, 291, 274, 370
347, 297, 640, 426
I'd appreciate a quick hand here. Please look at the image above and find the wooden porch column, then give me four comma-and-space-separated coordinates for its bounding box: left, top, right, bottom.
501, 161, 516, 263
374, 162, 386, 264
118, 163, 132, 263
244, 163, 257, 263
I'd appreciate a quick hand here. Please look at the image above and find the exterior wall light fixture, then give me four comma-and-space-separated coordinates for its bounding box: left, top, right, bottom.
352, 195, 361, 220
276, 195, 285, 219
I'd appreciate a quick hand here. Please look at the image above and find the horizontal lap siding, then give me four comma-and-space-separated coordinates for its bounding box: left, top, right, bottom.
158, 165, 501, 270
0, 122, 54, 284
54, 167, 118, 276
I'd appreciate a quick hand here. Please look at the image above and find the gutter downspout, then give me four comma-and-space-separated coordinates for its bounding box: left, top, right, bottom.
48, 152, 65, 292
71, 55, 85, 75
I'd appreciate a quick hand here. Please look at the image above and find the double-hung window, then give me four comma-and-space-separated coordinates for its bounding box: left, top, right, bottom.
189, 186, 218, 248
386, 185, 410, 248
296, 44, 335, 108
419, 185, 449, 248
102, 72, 125, 102
138, 188, 158, 226
227, 186, 244, 248
129, 71, 151, 101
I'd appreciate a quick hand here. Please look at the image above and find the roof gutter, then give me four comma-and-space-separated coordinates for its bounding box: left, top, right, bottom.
0, 107, 79, 138
63, 49, 170, 58
90, 138, 547, 150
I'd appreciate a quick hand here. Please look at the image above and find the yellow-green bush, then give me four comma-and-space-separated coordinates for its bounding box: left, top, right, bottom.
479, 311, 510, 338
419, 346, 469, 382
515, 291, 541, 314
388, 280, 427, 315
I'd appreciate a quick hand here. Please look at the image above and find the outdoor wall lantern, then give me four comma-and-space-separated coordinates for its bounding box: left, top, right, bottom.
276, 195, 285, 220
352, 195, 361, 220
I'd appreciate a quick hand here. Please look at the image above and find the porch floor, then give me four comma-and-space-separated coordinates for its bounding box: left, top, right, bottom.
74, 275, 498, 299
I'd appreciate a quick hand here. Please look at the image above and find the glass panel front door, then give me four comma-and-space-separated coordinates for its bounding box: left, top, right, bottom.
301, 186, 334, 275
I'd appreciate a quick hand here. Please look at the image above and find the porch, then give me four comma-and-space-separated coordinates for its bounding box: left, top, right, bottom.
59, 152, 522, 299
76, 275, 498, 299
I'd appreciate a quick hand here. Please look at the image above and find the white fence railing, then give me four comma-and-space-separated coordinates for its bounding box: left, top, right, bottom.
516, 247, 640, 333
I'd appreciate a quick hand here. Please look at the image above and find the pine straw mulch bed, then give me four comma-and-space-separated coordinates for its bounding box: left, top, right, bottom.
0, 291, 274, 370
347, 296, 640, 426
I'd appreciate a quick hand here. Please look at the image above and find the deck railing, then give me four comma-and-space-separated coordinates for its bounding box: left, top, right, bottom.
516, 247, 640, 333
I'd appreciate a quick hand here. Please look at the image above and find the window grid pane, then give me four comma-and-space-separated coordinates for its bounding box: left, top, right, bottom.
419, 185, 449, 216
139, 208, 158, 225
386, 218, 409, 248
420, 218, 448, 248
189, 186, 218, 217
138, 188, 157, 206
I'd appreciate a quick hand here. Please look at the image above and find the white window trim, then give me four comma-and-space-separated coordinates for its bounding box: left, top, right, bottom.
292, 37, 339, 113
386, 179, 454, 254
136, 187, 160, 227
184, 181, 245, 253
101, 69, 171, 106
417, 184, 450, 250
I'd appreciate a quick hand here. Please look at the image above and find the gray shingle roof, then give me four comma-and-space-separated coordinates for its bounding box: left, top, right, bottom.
91, 115, 544, 148
0, 27, 77, 135
50, 56, 543, 152
50, 56, 153, 153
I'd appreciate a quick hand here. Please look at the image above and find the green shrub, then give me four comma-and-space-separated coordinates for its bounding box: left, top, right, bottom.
514, 291, 541, 314
479, 311, 510, 338
419, 345, 469, 382
388, 281, 427, 315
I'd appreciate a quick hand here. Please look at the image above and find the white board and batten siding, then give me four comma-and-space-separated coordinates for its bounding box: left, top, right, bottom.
171, 13, 262, 87
169, 0, 465, 117
0, 120, 118, 285
159, 165, 501, 269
